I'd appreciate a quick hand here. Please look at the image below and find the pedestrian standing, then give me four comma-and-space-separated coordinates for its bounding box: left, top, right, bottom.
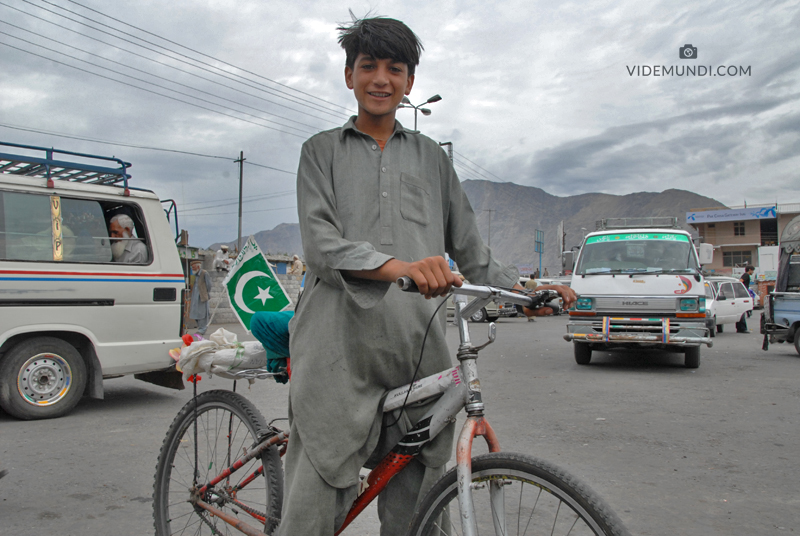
736, 265, 755, 333
189, 259, 211, 336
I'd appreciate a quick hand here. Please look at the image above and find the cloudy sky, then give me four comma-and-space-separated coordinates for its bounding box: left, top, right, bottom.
1, 0, 798, 247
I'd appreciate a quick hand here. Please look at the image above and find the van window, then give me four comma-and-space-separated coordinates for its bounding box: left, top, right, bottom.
575, 233, 698, 274
0, 191, 53, 261
61, 198, 114, 263
0, 190, 148, 264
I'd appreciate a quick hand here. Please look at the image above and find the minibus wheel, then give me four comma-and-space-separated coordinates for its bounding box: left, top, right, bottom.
0, 337, 87, 420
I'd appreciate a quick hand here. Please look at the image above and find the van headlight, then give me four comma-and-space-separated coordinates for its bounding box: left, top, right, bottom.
680, 298, 698, 311
576, 297, 593, 310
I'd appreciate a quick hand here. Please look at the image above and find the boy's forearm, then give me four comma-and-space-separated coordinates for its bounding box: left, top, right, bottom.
343, 259, 406, 283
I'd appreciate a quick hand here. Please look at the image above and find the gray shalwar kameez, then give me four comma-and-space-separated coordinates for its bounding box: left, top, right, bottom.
281, 118, 518, 535
189, 269, 211, 334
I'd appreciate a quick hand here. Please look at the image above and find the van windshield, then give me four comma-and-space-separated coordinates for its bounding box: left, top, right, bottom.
575, 232, 699, 275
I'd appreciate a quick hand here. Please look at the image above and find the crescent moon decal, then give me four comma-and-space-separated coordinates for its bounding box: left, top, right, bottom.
234, 271, 270, 313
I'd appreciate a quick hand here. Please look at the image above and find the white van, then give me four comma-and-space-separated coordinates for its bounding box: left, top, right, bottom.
0, 143, 186, 419
564, 218, 713, 368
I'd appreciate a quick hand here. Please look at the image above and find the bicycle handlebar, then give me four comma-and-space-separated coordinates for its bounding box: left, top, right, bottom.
396, 276, 560, 312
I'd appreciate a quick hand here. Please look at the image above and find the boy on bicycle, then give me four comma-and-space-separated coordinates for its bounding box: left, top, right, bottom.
282, 14, 575, 535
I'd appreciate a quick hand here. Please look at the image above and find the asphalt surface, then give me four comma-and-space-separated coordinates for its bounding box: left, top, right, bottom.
1, 311, 799, 535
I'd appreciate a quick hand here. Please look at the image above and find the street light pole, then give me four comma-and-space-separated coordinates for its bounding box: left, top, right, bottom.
398, 94, 442, 130
483, 209, 495, 247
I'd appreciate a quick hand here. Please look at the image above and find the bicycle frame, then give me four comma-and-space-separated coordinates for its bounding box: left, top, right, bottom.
189, 283, 540, 536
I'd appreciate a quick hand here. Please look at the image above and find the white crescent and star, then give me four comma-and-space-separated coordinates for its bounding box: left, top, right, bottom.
233, 271, 273, 314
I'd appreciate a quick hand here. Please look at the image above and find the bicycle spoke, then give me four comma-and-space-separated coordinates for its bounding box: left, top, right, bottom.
521, 484, 542, 536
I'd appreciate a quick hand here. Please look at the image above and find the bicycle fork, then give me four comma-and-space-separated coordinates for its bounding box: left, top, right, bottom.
454, 297, 504, 536
456, 415, 502, 536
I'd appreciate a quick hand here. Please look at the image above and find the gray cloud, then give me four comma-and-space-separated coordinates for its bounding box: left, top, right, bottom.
1, 0, 798, 247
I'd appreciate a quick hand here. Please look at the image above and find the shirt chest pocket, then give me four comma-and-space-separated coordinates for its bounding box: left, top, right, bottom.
399, 173, 430, 227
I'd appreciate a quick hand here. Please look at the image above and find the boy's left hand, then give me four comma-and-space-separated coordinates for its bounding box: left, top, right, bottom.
518, 284, 577, 317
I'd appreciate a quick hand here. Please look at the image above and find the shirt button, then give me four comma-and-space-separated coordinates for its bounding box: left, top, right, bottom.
372, 144, 378, 150
382, 192, 388, 198
381, 167, 387, 173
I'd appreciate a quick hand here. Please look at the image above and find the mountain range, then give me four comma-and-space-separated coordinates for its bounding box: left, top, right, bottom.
208, 180, 725, 274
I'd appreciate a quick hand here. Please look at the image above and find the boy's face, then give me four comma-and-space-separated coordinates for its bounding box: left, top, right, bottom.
345, 53, 415, 122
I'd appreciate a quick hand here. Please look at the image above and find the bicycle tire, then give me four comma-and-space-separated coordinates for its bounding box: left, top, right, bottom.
408, 452, 630, 536
153, 390, 283, 535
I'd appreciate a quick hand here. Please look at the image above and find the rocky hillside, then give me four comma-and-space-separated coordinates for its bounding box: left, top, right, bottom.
208, 181, 725, 273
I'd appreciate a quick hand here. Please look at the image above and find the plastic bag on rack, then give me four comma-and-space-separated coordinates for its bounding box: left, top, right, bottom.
178, 327, 267, 380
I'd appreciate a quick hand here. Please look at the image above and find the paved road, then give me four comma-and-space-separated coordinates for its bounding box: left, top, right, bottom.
1, 312, 798, 535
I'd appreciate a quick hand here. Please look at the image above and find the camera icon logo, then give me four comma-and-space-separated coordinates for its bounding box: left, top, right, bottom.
680, 44, 697, 59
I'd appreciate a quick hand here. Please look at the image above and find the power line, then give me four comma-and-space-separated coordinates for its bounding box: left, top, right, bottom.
453, 160, 488, 182
0, 3, 344, 125
0, 122, 297, 176
12, 0, 351, 121
455, 150, 506, 182
0, 26, 321, 135
181, 191, 295, 213
182, 205, 297, 218
0, 41, 309, 138
62, 0, 355, 114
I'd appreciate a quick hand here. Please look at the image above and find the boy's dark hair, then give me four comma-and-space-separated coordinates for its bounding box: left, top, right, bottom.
745, 265, 755, 272
337, 14, 423, 75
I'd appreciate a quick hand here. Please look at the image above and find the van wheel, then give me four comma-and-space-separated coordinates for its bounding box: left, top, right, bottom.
716, 324, 723, 333
684, 346, 700, 369
709, 317, 716, 338
574, 343, 592, 365
470, 308, 488, 323
0, 337, 87, 420
794, 336, 800, 356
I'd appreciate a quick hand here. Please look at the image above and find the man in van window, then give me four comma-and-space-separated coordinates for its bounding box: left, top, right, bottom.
108, 214, 148, 263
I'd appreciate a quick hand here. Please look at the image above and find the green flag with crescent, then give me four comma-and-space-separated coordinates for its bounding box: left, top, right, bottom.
223, 236, 291, 331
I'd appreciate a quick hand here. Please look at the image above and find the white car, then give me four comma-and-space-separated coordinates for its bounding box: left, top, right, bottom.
705, 276, 754, 335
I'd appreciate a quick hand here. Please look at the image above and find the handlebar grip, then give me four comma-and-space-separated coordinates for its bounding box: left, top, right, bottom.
396, 276, 419, 292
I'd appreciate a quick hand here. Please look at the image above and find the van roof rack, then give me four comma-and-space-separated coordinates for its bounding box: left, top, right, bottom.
0, 141, 131, 193
596, 217, 681, 230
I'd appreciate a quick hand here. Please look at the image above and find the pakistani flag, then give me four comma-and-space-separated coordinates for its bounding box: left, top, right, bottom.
223, 236, 291, 331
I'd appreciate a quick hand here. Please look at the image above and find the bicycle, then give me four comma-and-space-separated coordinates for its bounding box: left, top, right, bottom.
153, 279, 630, 536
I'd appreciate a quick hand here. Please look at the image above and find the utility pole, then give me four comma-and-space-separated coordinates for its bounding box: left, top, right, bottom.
438, 141, 453, 162
483, 209, 495, 247
235, 151, 245, 252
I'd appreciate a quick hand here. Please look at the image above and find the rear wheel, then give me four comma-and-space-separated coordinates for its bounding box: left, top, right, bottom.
574, 343, 592, 365
709, 317, 716, 338
409, 452, 630, 536
717, 324, 724, 333
794, 335, 800, 356
153, 390, 284, 535
0, 337, 87, 420
684, 346, 700, 369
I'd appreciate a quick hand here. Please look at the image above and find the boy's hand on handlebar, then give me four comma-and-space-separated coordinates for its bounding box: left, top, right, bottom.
397, 256, 461, 299
343, 256, 460, 298
521, 284, 577, 317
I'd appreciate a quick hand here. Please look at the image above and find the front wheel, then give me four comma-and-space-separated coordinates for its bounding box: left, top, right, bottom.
574, 343, 592, 365
794, 335, 800, 356
408, 452, 630, 536
0, 337, 87, 420
153, 390, 284, 535
684, 346, 700, 369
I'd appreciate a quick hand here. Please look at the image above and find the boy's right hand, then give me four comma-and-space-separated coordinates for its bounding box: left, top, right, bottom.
343, 256, 461, 299
393, 256, 461, 299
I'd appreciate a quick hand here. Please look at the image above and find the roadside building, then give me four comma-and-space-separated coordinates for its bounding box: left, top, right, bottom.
687, 203, 800, 306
